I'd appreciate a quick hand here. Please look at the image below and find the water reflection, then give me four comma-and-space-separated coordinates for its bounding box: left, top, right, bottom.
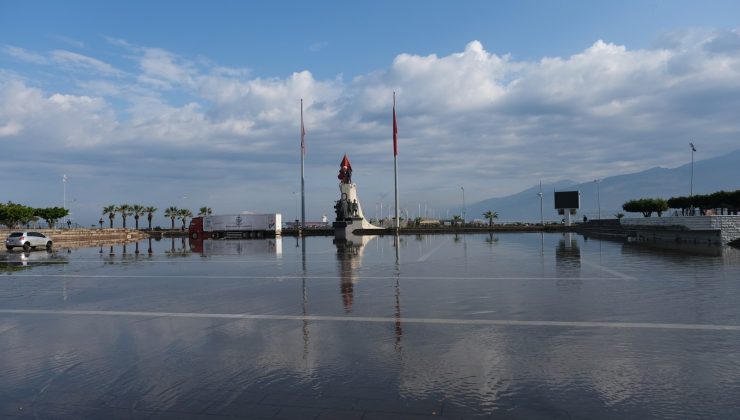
3, 234, 740, 419
189, 237, 283, 257
0, 250, 68, 272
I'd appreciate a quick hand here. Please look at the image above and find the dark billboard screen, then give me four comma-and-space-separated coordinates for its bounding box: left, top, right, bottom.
554, 191, 580, 209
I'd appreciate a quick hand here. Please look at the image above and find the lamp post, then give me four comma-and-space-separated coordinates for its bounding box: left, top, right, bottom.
460, 186, 466, 225
594, 179, 601, 220
537, 180, 544, 226
689, 142, 696, 199
62, 174, 67, 228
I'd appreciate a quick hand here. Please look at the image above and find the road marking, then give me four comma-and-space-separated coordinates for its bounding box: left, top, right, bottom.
580, 259, 636, 280
416, 238, 449, 262
1, 309, 738, 331
5, 274, 627, 281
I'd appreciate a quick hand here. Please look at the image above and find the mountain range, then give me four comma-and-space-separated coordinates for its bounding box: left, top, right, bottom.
467, 149, 740, 222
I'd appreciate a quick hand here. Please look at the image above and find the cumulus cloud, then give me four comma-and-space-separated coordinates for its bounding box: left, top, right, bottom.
2, 30, 740, 224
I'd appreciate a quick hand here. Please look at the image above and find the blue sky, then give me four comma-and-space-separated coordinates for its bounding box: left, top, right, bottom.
1, 1, 740, 226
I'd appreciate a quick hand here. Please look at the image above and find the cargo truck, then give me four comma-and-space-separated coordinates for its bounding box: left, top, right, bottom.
188, 213, 281, 239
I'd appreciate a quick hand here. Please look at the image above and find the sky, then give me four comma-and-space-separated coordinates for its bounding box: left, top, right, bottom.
1, 0, 740, 226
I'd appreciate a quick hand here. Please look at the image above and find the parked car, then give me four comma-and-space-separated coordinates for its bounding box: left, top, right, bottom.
5, 231, 53, 251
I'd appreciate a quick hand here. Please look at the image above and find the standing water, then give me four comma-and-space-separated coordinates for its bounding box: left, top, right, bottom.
1, 233, 740, 418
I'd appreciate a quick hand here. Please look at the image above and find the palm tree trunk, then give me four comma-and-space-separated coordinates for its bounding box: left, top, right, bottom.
109, 217, 113, 228
135, 216, 139, 230
148, 216, 152, 230
170, 217, 175, 230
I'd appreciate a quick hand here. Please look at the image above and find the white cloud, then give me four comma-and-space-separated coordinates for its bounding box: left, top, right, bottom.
51, 50, 121, 76
2, 45, 47, 64
2, 30, 740, 223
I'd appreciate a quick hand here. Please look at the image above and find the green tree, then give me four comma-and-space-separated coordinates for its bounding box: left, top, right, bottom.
103, 205, 117, 228
131, 204, 145, 230
35, 207, 69, 229
164, 206, 179, 229
482, 210, 499, 227
117, 204, 133, 229
198, 206, 213, 216
144, 206, 157, 230
452, 215, 462, 226
622, 198, 668, 217
178, 208, 193, 230
0, 202, 36, 228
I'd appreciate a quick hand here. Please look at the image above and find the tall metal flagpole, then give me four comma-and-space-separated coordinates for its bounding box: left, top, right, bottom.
300, 99, 306, 230
393, 92, 400, 229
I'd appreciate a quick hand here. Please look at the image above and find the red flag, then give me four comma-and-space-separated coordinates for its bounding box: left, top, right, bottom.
393, 103, 398, 156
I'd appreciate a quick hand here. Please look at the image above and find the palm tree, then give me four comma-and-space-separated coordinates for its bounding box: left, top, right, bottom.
117, 204, 132, 229
178, 208, 193, 231
103, 205, 116, 228
483, 210, 499, 227
144, 206, 157, 230
164, 206, 179, 230
198, 206, 213, 216
452, 215, 462, 226
132, 204, 145, 230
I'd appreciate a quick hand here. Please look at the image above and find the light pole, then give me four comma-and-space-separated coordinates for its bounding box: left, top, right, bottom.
689, 142, 696, 199
537, 180, 544, 226
62, 174, 67, 228
594, 179, 601, 220
460, 186, 466, 225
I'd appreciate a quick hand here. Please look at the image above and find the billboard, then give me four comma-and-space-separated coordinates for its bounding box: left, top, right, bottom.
554, 191, 580, 209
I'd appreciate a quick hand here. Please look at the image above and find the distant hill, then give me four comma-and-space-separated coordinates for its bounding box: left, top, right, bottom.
467, 149, 740, 222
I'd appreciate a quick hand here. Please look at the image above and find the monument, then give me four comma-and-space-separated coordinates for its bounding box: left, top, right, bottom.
333, 154, 383, 239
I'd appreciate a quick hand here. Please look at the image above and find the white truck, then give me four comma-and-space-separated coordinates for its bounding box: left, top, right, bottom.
189, 213, 281, 239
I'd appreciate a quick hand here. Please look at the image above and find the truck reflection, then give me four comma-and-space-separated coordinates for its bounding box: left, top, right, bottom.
189, 237, 283, 257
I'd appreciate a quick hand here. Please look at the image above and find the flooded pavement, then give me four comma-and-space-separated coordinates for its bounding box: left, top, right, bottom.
1, 233, 740, 419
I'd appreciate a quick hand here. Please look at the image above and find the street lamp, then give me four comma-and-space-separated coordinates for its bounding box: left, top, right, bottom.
689, 142, 696, 199
62, 174, 67, 227
537, 180, 544, 226
594, 179, 602, 220
460, 186, 466, 225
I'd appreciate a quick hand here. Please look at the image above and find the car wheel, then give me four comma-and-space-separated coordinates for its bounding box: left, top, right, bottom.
23, 242, 31, 251
5, 246, 12, 251
46, 241, 53, 250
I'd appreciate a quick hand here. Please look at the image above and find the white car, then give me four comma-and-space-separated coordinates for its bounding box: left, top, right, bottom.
5, 231, 53, 251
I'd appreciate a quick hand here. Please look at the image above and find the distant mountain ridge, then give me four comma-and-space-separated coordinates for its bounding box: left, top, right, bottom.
467, 149, 740, 222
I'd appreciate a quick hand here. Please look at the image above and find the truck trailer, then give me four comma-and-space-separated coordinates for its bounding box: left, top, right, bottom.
188, 213, 281, 239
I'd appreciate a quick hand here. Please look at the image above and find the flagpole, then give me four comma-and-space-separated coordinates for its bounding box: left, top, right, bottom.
393, 92, 400, 230
300, 99, 306, 230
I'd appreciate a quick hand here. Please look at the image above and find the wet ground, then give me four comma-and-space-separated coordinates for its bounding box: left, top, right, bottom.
1, 233, 740, 419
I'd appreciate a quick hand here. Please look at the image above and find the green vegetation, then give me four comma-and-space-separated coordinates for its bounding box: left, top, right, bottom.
144, 206, 157, 230
178, 208, 193, 230
103, 205, 117, 228
198, 206, 213, 216
164, 206, 179, 229
622, 198, 669, 217
131, 204, 145, 230
117, 204, 133, 229
483, 210, 499, 226
624, 190, 740, 218
667, 190, 740, 215
0, 202, 69, 228
35, 207, 69, 228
